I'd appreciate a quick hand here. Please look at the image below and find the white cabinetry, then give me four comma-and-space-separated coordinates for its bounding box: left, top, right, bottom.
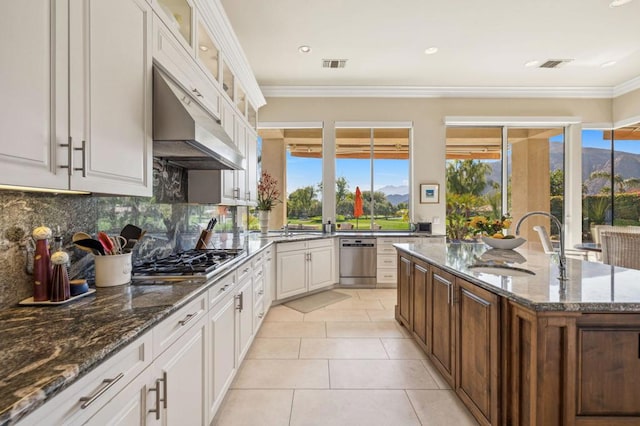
0, 1, 68, 190
68, 0, 152, 196
208, 289, 236, 420
152, 313, 207, 425
376, 237, 418, 285
236, 264, 254, 363
276, 239, 335, 300
1, 0, 153, 196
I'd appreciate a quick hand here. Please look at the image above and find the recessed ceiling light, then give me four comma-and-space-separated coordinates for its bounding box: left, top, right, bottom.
609, 0, 632, 7
199, 45, 209, 52
601, 60, 617, 68
298, 45, 312, 53
524, 60, 540, 67
424, 47, 438, 55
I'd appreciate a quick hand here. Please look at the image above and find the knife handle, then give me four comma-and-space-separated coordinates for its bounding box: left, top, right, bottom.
195, 230, 212, 250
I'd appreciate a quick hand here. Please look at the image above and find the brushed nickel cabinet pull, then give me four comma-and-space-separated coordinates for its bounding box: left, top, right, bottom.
74, 140, 86, 177
148, 377, 161, 420
58, 137, 72, 176
79, 372, 124, 408
160, 371, 167, 408
178, 309, 202, 326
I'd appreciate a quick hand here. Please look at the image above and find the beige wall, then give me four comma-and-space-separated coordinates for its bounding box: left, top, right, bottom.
259, 96, 615, 235
613, 87, 640, 125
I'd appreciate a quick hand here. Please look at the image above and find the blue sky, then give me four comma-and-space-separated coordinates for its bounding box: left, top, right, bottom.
279, 130, 639, 195
286, 151, 409, 195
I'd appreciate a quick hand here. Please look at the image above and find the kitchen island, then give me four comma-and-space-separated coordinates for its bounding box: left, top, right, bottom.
395, 242, 640, 426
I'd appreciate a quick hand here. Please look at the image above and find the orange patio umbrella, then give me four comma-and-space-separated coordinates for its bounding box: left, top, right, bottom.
354, 186, 363, 229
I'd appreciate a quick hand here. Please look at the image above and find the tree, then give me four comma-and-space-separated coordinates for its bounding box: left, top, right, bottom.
287, 186, 317, 218
335, 176, 349, 205
589, 171, 640, 194
446, 160, 491, 196
550, 169, 564, 196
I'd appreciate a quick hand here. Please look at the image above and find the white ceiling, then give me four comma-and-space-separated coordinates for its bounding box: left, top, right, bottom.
219, 0, 640, 97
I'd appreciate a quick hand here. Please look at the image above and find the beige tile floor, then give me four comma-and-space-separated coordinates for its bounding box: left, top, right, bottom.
213, 288, 478, 426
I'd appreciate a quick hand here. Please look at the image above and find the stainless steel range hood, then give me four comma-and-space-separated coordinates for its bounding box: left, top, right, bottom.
153, 68, 245, 170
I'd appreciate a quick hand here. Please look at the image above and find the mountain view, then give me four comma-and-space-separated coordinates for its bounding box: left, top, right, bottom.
484, 142, 640, 195
378, 185, 409, 206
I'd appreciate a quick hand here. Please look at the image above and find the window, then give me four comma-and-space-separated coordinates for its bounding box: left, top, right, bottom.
258, 127, 323, 231
335, 126, 411, 231
581, 125, 640, 242
445, 125, 565, 245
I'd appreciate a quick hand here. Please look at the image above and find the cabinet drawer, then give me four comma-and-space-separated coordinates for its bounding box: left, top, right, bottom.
253, 297, 265, 330
152, 293, 207, 358
253, 275, 265, 302
377, 269, 397, 283
21, 333, 152, 426
236, 260, 252, 284
398, 237, 418, 244
208, 271, 236, 308
252, 251, 265, 268
377, 237, 398, 246
377, 245, 397, 255
277, 241, 307, 253
377, 254, 397, 268
307, 238, 332, 249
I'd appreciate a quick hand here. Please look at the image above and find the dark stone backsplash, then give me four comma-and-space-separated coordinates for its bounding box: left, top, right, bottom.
0, 160, 243, 309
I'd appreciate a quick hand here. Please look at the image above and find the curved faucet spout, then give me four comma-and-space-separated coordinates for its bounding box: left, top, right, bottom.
515, 211, 568, 281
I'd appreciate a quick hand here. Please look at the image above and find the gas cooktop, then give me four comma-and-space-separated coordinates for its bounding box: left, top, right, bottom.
131, 248, 244, 281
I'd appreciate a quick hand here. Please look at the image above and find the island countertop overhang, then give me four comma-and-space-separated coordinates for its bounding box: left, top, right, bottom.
395, 242, 640, 312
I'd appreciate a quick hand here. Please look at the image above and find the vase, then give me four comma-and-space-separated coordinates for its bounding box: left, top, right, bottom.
259, 210, 270, 235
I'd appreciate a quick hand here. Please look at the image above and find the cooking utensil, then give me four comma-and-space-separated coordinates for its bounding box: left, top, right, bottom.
72, 232, 92, 243
97, 232, 115, 255
120, 224, 143, 241
109, 235, 127, 255
121, 224, 144, 250
74, 238, 105, 255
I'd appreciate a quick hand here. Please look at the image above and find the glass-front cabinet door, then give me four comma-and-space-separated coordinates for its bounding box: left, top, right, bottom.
236, 86, 246, 117
196, 18, 219, 83
222, 61, 234, 100
156, 0, 193, 47
247, 104, 257, 129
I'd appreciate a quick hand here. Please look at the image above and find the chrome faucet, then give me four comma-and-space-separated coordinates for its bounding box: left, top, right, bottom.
515, 211, 568, 281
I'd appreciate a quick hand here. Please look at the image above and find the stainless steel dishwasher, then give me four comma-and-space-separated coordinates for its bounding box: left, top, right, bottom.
339, 238, 377, 286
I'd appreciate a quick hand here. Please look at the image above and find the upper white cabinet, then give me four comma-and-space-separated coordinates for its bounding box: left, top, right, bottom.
0, 1, 68, 191
69, 0, 153, 195
0, 0, 153, 196
153, 0, 194, 50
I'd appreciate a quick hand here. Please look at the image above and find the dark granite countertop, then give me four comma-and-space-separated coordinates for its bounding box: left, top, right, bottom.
0, 237, 274, 426
396, 242, 640, 312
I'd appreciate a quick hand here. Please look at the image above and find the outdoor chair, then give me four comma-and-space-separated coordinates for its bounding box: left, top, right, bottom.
600, 231, 640, 270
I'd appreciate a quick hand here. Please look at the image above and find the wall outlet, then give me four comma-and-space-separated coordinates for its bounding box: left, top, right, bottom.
432, 216, 441, 225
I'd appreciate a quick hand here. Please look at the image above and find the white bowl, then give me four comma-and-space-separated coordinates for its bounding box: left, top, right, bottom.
481, 236, 526, 250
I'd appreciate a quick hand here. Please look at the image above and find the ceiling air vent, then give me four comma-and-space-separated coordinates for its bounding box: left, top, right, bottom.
322, 59, 347, 69
538, 59, 573, 69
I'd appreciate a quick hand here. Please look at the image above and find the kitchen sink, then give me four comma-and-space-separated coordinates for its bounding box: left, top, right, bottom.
467, 263, 535, 277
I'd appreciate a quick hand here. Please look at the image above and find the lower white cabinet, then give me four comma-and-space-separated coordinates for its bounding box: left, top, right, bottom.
152, 314, 208, 425
207, 292, 237, 420
236, 273, 254, 363
276, 240, 335, 300
87, 366, 154, 426
21, 248, 277, 426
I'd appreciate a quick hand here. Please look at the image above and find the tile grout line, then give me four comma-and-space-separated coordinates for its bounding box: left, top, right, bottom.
403, 389, 425, 426
288, 389, 295, 426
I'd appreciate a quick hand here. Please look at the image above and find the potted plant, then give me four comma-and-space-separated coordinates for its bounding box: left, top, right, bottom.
256, 171, 281, 235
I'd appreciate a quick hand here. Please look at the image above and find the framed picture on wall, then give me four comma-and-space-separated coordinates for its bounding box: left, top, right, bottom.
420, 184, 439, 204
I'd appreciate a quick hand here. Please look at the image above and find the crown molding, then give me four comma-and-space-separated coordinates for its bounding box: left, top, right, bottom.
613, 75, 640, 97
260, 85, 616, 99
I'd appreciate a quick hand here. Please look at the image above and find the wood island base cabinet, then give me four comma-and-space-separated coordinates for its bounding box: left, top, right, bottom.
396, 251, 640, 426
